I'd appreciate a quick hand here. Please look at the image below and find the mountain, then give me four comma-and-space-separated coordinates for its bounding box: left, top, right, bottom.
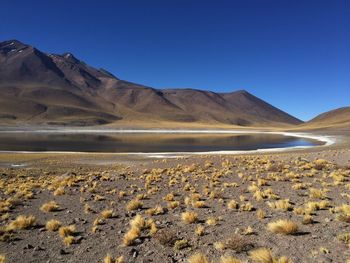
0, 39, 302, 127
303, 107, 350, 130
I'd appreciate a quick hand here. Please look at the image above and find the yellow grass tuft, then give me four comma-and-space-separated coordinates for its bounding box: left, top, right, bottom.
7, 215, 36, 230
46, 219, 61, 231
0, 254, 5, 263
182, 211, 198, 224
268, 199, 292, 211
206, 217, 217, 226
40, 201, 60, 212
53, 187, 65, 196
101, 209, 113, 219
249, 248, 274, 263
63, 235, 75, 246
228, 200, 239, 210
187, 253, 209, 263
257, 209, 266, 219
267, 219, 298, 235
219, 256, 243, 263
123, 226, 140, 246
58, 225, 76, 238
195, 225, 205, 236
126, 199, 143, 211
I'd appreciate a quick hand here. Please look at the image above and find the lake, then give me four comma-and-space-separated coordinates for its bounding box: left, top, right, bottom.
0, 132, 324, 153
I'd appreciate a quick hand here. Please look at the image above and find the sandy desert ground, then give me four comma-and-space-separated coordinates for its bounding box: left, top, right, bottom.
0, 129, 349, 263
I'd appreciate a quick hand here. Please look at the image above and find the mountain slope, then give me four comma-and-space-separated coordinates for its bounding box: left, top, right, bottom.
302, 107, 350, 130
0, 39, 302, 127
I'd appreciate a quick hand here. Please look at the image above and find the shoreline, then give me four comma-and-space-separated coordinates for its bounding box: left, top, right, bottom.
0, 129, 338, 156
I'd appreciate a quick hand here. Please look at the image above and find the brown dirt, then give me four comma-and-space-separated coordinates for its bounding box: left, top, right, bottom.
0, 142, 350, 263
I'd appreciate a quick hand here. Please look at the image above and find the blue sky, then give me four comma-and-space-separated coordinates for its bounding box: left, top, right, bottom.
1, 0, 349, 121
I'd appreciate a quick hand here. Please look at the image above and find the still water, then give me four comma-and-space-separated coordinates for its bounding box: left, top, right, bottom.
0, 132, 323, 152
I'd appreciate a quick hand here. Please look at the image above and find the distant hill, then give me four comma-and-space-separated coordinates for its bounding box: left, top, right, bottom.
303, 107, 350, 130
0, 39, 302, 127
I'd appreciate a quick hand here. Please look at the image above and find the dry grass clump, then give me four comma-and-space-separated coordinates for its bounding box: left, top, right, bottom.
7, 215, 36, 230
123, 226, 141, 246
309, 188, 327, 199
58, 225, 76, 246
228, 200, 239, 210
182, 211, 198, 224
0, 255, 5, 263
46, 219, 61, 231
337, 232, 350, 245
302, 215, 314, 225
40, 201, 60, 212
154, 229, 177, 246
126, 199, 143, 211
53, 187, 65, 196
145, 205, 164, 216
267, 220, 298, 235
219, 256, 243, 263
240, 202, 254, 211
101, 209, 113, 219
168, 201, 180, 209
187, 253, 209, 263
174, 239, 190, 250
123, 214, 157, 246
104, 254, 124, 263
257, 209, 266, 219
268, 199, 292, 211
206, 217, 218, 226
195, 225, 205, 236
63, 235, 75, 246
58, 225, 76, 238
249, 247, 293, 263
224, 234, 253, 252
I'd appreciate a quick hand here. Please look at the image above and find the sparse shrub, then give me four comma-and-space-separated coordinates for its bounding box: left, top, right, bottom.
58, 225, 76, 238
63, 235, 75, 246
126, 199, 143, 211
249, 247, 293, 263
154, 229, 177, 246
101, 209, 113, 219
54, 187, 65, 196
187, 253, 209, 263
337, 232, 350, 245
257, 209, 266, 219
228, 200, 239, 210
267, 219, 298, 235
268, 199, 292, 211
240, 202, 254, 211
174, 239, 190, 250
195, 225, 205, 236
40, 201, 60, 212
206, 217, 217, 226
219, 256, 243, 263
46, 219, 61, 231
224, 234, 253, 252
302, 215, 314, 225
123, 226, 140, 246
7, 215, 36, 230
182, 211, 198, 224
168, 201, 180, 209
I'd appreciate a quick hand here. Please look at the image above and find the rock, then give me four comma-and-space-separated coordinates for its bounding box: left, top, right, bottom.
59, 249, 69, 255
24, 244, 34, 249
33, 246, 45, 251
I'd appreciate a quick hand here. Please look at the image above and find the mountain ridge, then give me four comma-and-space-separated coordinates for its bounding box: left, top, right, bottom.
0, 39, 302, 127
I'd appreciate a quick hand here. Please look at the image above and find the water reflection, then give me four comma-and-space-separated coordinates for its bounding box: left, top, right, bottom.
0, 133, 323, 152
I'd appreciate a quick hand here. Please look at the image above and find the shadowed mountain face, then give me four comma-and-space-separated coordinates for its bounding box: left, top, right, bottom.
0, 40, 302, 126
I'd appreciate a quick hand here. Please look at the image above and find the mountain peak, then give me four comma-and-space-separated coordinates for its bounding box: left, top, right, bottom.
62, 52, 80, 63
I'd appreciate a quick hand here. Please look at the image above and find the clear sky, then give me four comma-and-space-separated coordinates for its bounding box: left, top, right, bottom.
1, 0, 349, 121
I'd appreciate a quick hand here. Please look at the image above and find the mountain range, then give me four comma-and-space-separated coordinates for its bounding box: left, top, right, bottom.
0, 40, 347, 128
